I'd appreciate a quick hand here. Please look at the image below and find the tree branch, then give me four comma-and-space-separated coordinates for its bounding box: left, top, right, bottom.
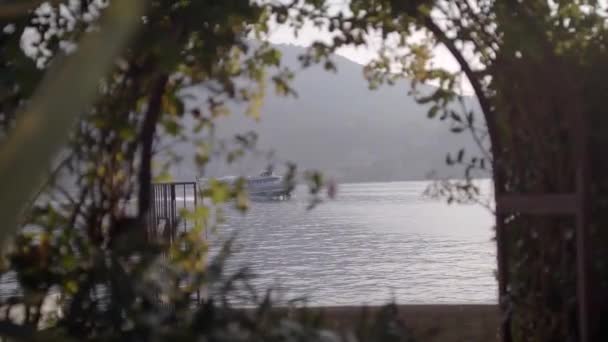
423, 17, 493, 126
423, 16, 505, 192
137, 74, 168, 222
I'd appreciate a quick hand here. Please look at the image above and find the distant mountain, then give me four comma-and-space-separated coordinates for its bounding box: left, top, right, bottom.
167, 44, 485, 183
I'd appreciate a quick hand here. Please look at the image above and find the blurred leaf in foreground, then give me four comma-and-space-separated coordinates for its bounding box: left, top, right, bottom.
0, 0, 144, 245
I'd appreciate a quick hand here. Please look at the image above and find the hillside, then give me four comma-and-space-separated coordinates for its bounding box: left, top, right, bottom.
168, 44, 485, 183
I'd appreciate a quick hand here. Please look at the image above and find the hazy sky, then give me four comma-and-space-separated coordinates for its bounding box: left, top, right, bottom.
263, 3, 472, 93
267, 21, 459, 70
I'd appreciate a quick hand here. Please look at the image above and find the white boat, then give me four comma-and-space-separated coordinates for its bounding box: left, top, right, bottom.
199, 170, 291, 200
245, 170, 291, 199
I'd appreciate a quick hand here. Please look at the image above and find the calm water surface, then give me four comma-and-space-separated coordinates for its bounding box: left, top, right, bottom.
211, 180, 496, 306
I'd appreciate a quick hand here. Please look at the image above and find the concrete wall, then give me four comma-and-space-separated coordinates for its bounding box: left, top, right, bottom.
313, 305, 499, 341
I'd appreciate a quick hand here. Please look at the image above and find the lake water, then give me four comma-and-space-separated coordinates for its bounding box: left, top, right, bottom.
0, 180, 496, 306
211, 180, 497, 306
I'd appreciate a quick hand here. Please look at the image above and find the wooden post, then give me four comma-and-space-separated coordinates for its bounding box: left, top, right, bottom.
495, 110, 591, 341
495, 210, 511, 342
575, 108, 591, 342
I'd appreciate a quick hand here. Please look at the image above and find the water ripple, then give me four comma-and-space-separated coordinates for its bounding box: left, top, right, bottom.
211, 181, 497, 306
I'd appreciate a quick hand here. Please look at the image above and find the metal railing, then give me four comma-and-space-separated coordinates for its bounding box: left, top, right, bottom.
147, 181, 198, 242
147, 181, 203, 304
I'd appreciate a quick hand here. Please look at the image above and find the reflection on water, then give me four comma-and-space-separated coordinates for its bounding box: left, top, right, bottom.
211, 180, 496, 306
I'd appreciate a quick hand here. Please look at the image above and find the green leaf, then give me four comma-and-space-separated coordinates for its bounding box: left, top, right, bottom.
446, 153, 453, 165
427, 105, 439, 118
207, 180, 230, 204
457, 149, 464, 163
163, 120, 180, 136
450, 111, 462, 122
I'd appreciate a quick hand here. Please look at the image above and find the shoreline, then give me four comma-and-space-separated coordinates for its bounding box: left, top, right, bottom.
292, 304, 499, 341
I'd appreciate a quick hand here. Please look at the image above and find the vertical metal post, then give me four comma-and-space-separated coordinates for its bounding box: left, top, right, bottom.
193, 182, 198, 209
150, 185, 155, 238
155, 184, 159, 237
162, 185, 166, 238
183, 184, 187, 233
165, 184, 168, 225
193, 182, 202, 303
170, 184, 176, 242
167, 184, 171, 238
